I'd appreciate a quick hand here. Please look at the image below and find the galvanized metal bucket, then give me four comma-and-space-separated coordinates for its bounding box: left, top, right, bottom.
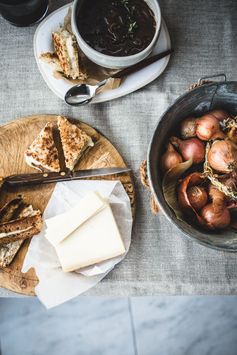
148, 74, 237, 251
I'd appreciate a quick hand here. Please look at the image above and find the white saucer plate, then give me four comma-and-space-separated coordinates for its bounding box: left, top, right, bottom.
34, 3, 171, 104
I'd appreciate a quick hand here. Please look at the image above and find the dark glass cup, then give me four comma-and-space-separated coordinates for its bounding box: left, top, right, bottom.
0, 0, 49, 27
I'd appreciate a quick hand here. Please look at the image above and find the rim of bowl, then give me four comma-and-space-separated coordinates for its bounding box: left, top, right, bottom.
147, 80, 237, 252
72, 0, 161, 61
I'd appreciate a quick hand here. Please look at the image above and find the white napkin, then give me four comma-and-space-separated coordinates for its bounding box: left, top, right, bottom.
22, 180, 133, 308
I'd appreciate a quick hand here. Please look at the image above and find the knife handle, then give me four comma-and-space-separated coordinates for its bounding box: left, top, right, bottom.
5, 171, 72, 188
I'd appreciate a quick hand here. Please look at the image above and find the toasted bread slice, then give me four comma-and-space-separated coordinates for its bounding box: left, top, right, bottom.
0, 211, 43, 246
0, 200, 42, 267
52, 29, 86, 80
0, 203, 36, 268
0, 240, 23, 268
0, 197, 23, 223
40, 52, 63, 73
25, 122, 60, 172
57, 116, 94, 171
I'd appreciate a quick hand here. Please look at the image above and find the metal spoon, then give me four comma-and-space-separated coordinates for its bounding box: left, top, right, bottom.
65, 49, 173, 106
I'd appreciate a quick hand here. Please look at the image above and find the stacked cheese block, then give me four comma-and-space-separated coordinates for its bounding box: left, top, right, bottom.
45, 191, 125, 272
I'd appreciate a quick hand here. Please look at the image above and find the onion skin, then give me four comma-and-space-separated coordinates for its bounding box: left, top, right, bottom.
209, 185, 226, 214
196, 114, 221, 141
161, 143, 183, 173
221, 171, 237, 190
177, 173, 231, 230
171, 137, 205, 164
178, 173, 204, 211
207, 139, 237, 173
200, 203, 231, 230
187, 186, 208, 211
180, 117, 196, 139
210, 109, 230, 121
201, 185, 230, 230
177, 172, 207, 226
210, 131, 226, 140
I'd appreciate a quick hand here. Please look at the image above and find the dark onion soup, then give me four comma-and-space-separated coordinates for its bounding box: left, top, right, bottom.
77, 0, 156, 57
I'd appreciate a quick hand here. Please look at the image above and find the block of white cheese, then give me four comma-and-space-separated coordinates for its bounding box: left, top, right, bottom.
45, 191, 106, 247
45, 191, 126, 272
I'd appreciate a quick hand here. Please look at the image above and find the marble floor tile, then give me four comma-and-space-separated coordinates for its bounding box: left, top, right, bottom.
131, 296, 237, 355
0, 297, 135, 355
1, 296, 237, 355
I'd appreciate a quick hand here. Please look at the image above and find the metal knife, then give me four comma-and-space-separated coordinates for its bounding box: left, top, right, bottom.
0, 167, 131, 189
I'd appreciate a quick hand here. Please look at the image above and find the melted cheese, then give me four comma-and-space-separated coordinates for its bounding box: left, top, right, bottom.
24, 153, 43, 171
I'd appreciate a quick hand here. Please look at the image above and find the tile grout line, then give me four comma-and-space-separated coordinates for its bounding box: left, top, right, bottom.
128, 298, 139, 355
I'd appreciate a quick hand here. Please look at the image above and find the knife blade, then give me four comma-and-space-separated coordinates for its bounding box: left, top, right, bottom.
2, 167, 131, 189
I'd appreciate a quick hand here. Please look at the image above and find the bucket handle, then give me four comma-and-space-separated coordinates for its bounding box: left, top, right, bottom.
140, 160, 159, 214
189, 73, 226, 91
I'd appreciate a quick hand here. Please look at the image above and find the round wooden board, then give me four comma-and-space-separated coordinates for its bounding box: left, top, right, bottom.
0, 115, 135, 296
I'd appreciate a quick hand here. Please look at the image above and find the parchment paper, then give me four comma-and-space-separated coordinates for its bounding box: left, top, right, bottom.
22, 180, 133, 308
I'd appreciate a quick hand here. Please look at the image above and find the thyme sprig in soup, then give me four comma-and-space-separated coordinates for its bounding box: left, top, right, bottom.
77, 0, 156, 57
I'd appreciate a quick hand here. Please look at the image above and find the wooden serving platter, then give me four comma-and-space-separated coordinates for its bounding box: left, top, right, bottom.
0, 115, 135, 295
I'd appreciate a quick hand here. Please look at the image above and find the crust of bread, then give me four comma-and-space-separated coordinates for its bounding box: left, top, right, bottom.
0, 199, 25, 267
57, 116, 94, 170
0, 198, 23, 223
25, 122, 60, 172
0, 201, 42, 267
40, 52, 63, 73
52, 29, 81, 80
0, 240, 23, 268
0, 213, 43, 246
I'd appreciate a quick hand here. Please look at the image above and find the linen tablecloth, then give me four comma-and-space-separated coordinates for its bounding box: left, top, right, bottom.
1, 0, 237, 297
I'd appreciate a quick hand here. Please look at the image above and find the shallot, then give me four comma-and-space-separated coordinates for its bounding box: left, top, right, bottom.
196, 114, 223, 141
170, 137, 205, 164
200, 203, 230, 230
210, 109, 229, 121
207, 139, 237, 173
161, 143, 183, 172
209, 185, 226, 214
187, 186, 208, 211
180, 117, 196, 139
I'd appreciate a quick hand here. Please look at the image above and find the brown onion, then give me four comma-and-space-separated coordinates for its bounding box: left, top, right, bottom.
161, 143, 183, 172
177, 172, 207, 227
170, 137, 205, 164
180, 117, 196, 139
210, 131, 226, 140
209, 185, 226, 214
200, 203, 230, 230
187, 186, 208, 211
221, 170, 237, 190
196, 114, 221, 141
207, 139, 237, 173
